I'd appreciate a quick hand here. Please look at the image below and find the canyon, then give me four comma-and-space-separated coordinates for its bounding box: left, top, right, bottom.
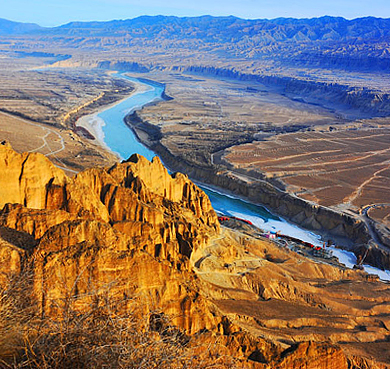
124, 73, 390, 271
0, 15, 390, 368
0, 144, 390, 368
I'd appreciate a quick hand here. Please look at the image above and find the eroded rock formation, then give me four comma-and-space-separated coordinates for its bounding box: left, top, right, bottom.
0, 144, 389, 368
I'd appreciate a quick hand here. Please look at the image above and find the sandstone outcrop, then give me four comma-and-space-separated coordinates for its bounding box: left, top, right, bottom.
0, 229, 26, 285
0, 145, 222, 332
0, 145, 389, 368
267, 342, 348, 369
0, 144, 67, 210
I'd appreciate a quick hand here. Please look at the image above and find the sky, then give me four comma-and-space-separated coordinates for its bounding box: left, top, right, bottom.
1, 0, 389, 27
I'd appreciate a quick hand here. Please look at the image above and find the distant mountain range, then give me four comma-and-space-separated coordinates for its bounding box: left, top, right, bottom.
2, 15, 390, 42
1, 15, 390, 72
54, 15, 390, 43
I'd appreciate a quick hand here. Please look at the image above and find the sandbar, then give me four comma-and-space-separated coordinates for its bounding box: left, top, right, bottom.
75, 77, 151, 157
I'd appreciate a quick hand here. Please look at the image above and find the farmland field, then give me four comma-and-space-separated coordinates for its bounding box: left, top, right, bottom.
225, 127, 390, 223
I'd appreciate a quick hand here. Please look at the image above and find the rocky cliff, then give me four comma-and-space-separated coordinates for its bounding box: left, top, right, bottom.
0, 144, 218, 315
0, 144, 389, 368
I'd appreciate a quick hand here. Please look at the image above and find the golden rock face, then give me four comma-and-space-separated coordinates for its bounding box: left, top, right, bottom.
0, 145, 67, 210
0, 144, 389, 368
0, 145, 220, 330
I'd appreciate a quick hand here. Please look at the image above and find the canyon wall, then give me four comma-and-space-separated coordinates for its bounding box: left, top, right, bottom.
181, 65, 390, 118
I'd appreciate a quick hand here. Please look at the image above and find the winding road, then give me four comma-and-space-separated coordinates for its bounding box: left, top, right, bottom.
1, 111, 78, 174
359, 203, 390, 251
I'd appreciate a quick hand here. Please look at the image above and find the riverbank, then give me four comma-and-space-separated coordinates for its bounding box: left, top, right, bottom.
75, 76, 152, 158
125, 111, 390, 271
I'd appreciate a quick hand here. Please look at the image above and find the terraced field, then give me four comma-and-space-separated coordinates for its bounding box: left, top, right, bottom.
225, 127, 390, 219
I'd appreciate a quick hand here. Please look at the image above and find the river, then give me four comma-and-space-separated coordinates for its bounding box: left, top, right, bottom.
78, 73, 390, 281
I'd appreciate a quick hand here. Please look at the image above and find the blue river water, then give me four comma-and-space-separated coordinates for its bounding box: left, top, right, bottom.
84, 73, 390, 280
99, 75, 163, 161
96, 73, 323, 244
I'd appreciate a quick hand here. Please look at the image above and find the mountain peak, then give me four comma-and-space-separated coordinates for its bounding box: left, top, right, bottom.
0, 17, 42, 35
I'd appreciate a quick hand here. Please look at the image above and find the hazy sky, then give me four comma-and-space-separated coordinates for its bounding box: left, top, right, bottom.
1, 0, 389, 26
